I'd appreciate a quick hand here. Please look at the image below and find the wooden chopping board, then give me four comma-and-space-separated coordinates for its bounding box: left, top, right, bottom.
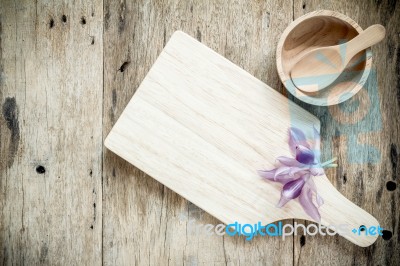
105, 31, 379, 247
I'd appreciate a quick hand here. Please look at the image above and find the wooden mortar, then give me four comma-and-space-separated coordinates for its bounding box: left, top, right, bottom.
276, 10, 372, 106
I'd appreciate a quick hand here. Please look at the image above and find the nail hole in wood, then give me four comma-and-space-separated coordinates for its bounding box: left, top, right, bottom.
49, 18, 55, 28
119, 61, 130, 72
80, 17, 86, 25
36, 165, 46, 174
62, 15, 67, 23
302, 3, 306, 9
300, 235, 306, 247
382, 230, 392, 240
386, 181, 397, 191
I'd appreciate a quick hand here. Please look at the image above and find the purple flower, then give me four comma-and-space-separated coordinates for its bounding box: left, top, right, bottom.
258, 127, 337, 222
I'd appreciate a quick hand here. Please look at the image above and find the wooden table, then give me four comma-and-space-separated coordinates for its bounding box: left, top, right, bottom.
0, 0, 399, 265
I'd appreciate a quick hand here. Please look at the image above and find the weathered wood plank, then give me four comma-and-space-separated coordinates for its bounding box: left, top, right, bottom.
0, 0, 103, 264
103, 0, 293, 265
0, 0, 398, 264
292, 1, 400, 265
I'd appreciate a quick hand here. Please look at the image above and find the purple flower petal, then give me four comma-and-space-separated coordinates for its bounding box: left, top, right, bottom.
257, 169, 276, 181
289, 167, 308, 176
274, 175, 297, 185
306, 178, 324, 207
276, 196, 291, 208
258, 169, 296, 184
274, 166, 291, 178
306, 178, 317, 192
275, 166, 301, 184
277, 177, 306, 207
310, 166, 325, 176
289, 127, 310, 155
316, 194, 324, 207
283, 177, 306, 199
299, 185, 321, 222
276, 156, 304, 167
295, 145, 315, 164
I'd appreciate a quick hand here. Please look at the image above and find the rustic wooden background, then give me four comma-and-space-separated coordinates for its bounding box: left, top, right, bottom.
0, 0, 399, 265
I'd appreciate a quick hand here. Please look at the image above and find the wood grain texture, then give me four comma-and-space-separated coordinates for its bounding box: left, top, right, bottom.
292, 1, 400, 265
104, 31, 379, 247
103, 1, 294, 265
0, 0, 398, 264
0, 0, 103, 264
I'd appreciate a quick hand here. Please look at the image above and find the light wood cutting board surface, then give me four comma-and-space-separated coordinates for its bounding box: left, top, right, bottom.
105, 31, 379, 247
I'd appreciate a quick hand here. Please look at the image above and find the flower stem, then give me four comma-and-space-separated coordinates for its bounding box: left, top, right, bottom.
321, 157, 338, 167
